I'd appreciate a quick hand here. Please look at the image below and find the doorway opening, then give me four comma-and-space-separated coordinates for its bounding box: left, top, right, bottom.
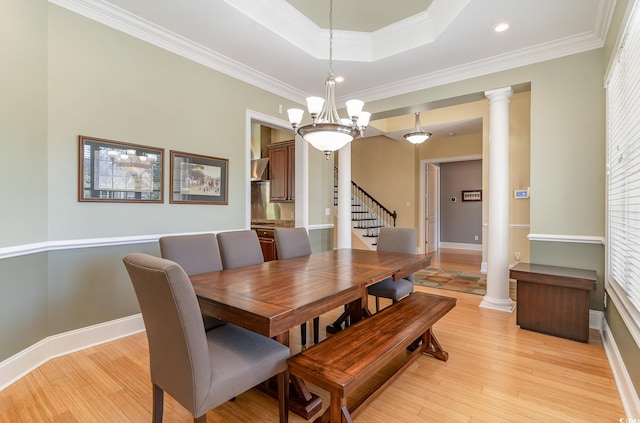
420, 155, 483, 259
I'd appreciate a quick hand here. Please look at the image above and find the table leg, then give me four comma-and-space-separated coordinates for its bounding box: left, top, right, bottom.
326, 296, 367, 334
267, 331, 322, 419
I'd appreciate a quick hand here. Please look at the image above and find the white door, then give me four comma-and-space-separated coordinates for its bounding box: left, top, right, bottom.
425, 163, 439, 253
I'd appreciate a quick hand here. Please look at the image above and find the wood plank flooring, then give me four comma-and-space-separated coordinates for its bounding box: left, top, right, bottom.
0, 249, 626, 422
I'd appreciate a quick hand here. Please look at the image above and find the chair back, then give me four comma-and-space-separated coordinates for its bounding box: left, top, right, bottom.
217, 230, 264, 269
123, 253, 211, 412
376, 227, 418, 282
159, 233, 223, 275
274, 227, 312, 259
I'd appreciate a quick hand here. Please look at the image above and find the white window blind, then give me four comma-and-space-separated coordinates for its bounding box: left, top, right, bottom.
607, 2, 640, 313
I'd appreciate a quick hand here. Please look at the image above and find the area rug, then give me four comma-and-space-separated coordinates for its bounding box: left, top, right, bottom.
415, 268, 517, 300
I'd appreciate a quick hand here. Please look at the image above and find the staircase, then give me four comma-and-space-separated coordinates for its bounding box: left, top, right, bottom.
334, 168, 397, 249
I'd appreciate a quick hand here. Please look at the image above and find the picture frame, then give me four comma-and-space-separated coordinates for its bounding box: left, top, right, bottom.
462, 190, 482, 202
170, 150, 229, 205
78, 136, 164, 203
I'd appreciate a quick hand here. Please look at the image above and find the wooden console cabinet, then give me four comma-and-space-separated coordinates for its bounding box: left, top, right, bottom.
509, 263, 596, 342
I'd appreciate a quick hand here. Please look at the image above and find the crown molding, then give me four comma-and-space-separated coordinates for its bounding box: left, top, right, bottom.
343, 30, 606, 104
49, 0, 612, 106
48, 0, 308, 104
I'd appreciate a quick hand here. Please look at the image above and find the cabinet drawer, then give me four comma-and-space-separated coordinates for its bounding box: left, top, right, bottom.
254, 228, 275, 239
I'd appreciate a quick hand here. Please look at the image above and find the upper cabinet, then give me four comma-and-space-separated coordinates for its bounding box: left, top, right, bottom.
268, 140, 295, 202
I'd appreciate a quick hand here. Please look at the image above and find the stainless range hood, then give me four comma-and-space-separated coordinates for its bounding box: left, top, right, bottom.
250, 123, 270, 181
250, 158, 269, 181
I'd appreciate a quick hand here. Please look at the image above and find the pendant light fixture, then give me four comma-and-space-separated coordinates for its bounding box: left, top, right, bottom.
287, 0, 370, 159
403, 112, 432, 145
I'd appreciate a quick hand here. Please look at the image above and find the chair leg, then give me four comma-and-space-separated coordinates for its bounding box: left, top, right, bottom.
375, 296, 380, 313
277, 370, 289, 423
312, 317, 319, 344
300, 322, 307, 347
152, 384, 164, 423
194, 414, 207, 423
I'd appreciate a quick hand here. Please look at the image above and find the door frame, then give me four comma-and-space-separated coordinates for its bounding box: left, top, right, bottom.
424, 163, 440, 254
418, 154, 482, 254
245, 110, 308, 230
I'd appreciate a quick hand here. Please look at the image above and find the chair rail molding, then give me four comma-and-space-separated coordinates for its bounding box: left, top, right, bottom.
527, 233, 605, 244
0, 225, 335, 260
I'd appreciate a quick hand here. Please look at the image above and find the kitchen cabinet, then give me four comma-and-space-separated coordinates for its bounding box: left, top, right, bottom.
254, 228, 277, 262
268, 140, 295, 202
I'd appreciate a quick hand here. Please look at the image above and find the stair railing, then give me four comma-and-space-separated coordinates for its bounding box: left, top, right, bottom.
334, 167, 397, 238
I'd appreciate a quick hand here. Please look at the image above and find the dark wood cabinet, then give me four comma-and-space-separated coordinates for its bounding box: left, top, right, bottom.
268, 140, 295, 202
509, 263, 596, 342
254, 228, 277, 261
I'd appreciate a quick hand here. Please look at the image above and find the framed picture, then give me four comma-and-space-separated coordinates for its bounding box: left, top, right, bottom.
462, 190, 482, 202
170, 150, 228, 205
78, 136, 164, 203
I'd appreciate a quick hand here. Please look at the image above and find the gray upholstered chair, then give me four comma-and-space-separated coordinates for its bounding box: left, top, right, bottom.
123, 253, 289, 423
367, 227, 418, 313
217, 230, 265, 269
274, 228, 318, 347
159, 233, 225, 331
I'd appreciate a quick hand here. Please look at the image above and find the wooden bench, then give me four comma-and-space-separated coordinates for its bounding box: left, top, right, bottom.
287, 292, 456, 423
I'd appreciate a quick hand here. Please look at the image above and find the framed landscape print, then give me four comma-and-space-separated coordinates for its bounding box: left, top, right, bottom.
78, 136, 164, 203
170, 150, 228, 205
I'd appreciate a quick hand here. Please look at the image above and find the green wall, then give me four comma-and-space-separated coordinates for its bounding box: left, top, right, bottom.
607, 301, 640, 395
0, 254, 47, 359
0, 0, 48, 247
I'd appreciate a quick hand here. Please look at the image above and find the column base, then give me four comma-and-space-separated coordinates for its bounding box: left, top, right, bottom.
480, 295, 516, 313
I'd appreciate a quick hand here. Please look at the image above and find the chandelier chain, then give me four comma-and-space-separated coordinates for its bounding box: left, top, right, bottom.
329, 0, 333, 77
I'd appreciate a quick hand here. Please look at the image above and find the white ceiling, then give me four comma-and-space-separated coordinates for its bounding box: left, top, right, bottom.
52, 0, 615, 138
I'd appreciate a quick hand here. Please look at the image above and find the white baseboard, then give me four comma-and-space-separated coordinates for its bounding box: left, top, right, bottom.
590, 309, 603, 331
0, 314, 144, 391
601, 317, 640, 418
439, 242, 482, 251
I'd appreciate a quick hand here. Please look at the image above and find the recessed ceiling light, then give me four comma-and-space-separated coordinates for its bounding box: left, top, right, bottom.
494, 23, 509, 33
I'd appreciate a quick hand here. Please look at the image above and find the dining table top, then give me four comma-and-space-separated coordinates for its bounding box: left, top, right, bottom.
190, 248, 432, 340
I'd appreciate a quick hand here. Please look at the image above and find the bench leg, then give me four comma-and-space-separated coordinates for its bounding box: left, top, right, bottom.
330, 395, 352, 423
422, 329, 449, 362
313, 393, 352, 423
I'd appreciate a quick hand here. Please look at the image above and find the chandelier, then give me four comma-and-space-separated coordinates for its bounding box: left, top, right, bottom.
287, 0, 370, 159
403, 112, 432, 145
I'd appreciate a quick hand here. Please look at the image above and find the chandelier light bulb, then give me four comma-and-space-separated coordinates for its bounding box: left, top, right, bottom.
287, 108, 304, 128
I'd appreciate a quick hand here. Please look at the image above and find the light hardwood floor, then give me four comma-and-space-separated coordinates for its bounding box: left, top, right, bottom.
0, 249, 626, 422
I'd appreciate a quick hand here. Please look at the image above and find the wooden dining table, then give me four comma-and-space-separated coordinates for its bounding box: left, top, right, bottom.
189, 248, 431, 419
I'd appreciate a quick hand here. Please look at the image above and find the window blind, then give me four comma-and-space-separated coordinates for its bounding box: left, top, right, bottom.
607, 2, 640, 313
